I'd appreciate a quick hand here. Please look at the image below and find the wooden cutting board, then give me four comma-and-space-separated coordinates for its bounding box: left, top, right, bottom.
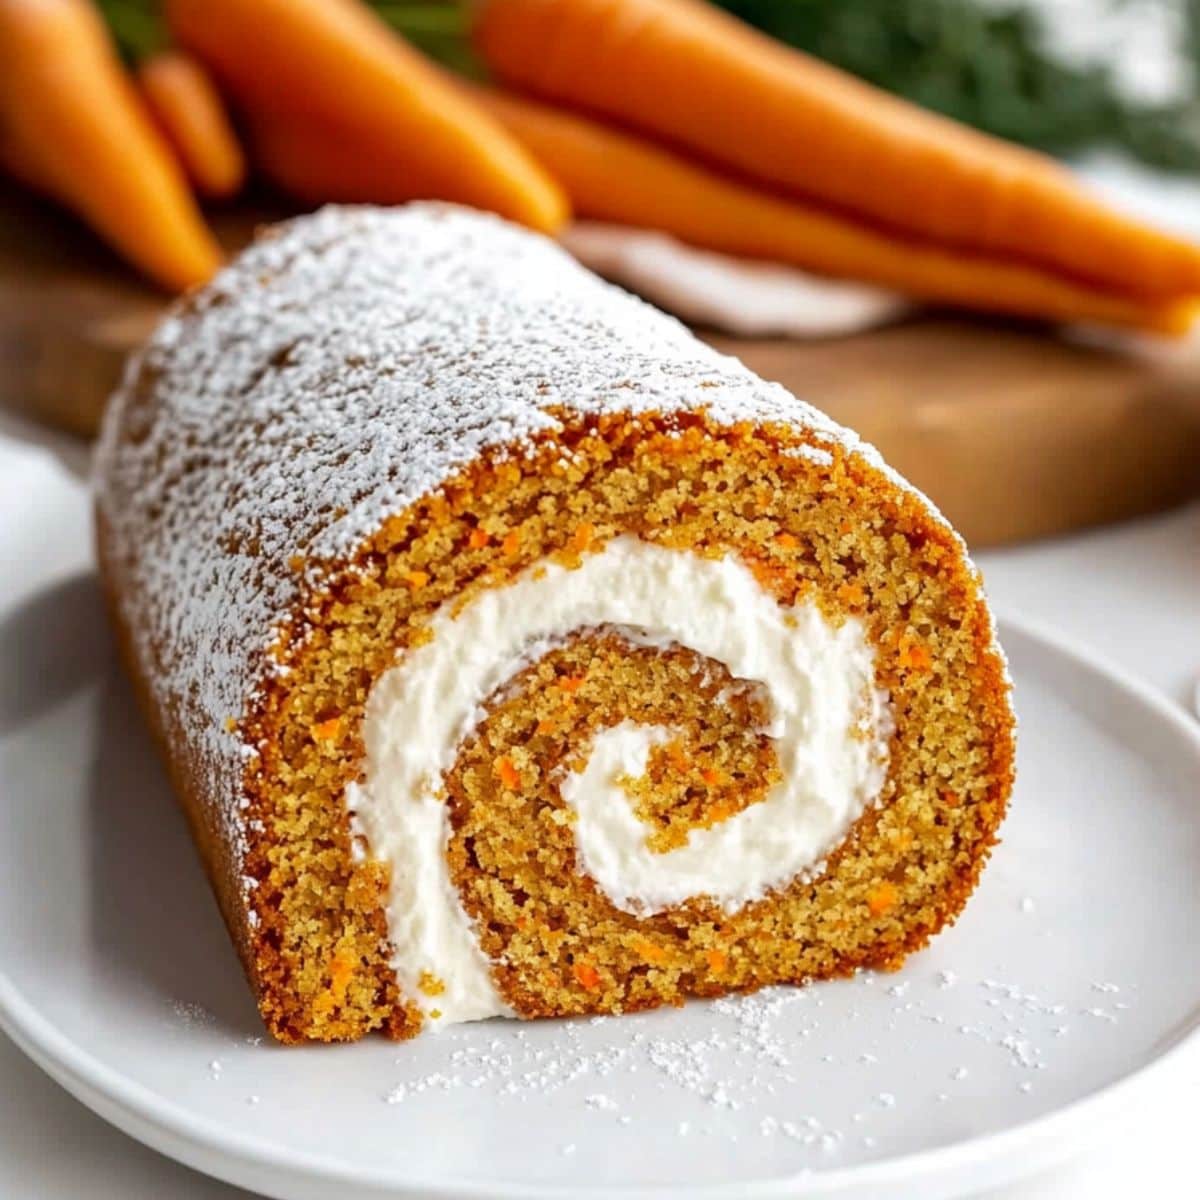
2, 183, 1198, 547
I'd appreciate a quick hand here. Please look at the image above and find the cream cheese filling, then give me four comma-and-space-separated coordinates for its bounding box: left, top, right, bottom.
347, 536, 893, 1027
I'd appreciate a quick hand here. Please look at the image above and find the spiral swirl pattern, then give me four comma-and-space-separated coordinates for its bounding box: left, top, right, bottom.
349, 535, 892, 1024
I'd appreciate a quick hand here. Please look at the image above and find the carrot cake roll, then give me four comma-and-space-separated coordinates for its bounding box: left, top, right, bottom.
94, 204, 1015, 1044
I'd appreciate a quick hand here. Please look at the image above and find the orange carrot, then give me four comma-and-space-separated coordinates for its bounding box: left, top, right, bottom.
138, 50, 246, 199
495, 756, 521, 789
866, 882, 899, 917
475, 0, 1200, 299
166, 0, 567, 232
474, 88, 1193, 333
573, 961, 601, 991
226, 106, 460, 208
0, 0, 221, 291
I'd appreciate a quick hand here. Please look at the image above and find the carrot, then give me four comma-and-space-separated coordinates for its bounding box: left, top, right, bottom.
138, 51, 246, 199
166, 0, 567, 232
474, 0, 1200, 300
474, 87, 1194, 334
228, 106, 465, 208
0, 0, 221, 292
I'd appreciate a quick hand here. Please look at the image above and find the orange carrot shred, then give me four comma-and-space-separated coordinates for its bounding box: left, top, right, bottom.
706, 948, 729, 975
708, 800, 735, 823
404, 569, 430, 590
837, 582, 867, 608
557, 674, 585, 694
312, 716, 342, 741
573, 961, 601, 991
502, 530, 521, 555
666, 740, 689, 772
468, 527, 491, 549
634, 939, 667, 964
323, 949, 356, 1007
866, 882, 899, 917
570, 522, 595, 553
495, 756, 521, 789
896, 636, 933, 672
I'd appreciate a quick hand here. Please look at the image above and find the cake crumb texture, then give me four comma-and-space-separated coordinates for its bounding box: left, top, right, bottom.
245, 416, 1012, 1038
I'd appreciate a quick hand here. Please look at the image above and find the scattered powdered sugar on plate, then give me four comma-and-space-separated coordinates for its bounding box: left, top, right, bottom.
337, 965, 1136, 1167
169, 999, 214, 1027
165, 914, 1140, 1173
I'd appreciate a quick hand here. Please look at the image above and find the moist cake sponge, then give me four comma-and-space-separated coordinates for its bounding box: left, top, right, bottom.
94, 204, 1015, 1043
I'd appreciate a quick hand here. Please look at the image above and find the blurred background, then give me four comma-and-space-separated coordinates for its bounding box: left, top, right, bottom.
101, 0, 1200, 168
376, 0, 1200, 170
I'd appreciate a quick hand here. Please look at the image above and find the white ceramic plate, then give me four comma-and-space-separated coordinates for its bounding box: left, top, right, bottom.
2, 432, 1200, 1200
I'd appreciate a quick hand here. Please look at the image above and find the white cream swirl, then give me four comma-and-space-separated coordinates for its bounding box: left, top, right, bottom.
347, 536, 892, 1027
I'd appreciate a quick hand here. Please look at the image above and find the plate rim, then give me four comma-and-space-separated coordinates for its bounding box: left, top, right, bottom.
2, 611, 1199, 1199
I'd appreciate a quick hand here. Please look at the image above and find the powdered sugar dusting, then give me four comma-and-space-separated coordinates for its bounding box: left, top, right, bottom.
162, 944, 1140, 1175
358, 964, 1131, 1167
93, 203, 991, 935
